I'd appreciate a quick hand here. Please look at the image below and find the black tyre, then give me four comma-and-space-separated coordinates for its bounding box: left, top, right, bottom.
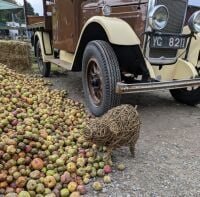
82, 40, 121, 116
170, 87, 200, 106
36, 41, 51, 77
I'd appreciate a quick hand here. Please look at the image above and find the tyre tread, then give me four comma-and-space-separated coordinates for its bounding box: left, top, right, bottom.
36, 41, 51, 77
82, 40, 121, 116
170, 88, 200, 106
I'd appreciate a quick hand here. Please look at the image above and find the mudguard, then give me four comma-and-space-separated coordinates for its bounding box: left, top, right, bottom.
152, 58, 199, 81
34, 31, 54, 62
80, 16, 141, 46
72, 16, 141, 71
179, 26, 200, 66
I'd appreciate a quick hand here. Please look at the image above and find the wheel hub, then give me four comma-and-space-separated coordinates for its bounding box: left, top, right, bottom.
91, 76, 100, 87
37, 44, 44, 73
87, 59, 103, 105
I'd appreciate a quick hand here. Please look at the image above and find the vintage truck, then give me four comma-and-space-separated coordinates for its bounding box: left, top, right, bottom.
24, 0, 200, 116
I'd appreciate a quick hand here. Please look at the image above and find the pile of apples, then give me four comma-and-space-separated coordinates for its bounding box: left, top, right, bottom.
0, 65, 113, 197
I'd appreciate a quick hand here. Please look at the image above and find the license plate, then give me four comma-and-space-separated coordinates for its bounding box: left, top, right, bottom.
150, 35, 187, 49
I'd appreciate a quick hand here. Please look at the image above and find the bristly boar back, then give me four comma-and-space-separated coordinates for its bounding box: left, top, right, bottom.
84, 105, 141, 158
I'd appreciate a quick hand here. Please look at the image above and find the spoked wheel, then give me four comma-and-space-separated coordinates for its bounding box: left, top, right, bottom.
87, 58, 103, 106
36, 41, 51, 77
82, 40, 121, 117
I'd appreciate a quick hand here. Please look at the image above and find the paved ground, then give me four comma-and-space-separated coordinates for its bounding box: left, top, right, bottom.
47, 71, 200, 197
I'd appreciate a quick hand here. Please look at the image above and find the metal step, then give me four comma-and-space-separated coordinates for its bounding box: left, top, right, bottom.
116, 78, 200, 94
47, 58, 72, 70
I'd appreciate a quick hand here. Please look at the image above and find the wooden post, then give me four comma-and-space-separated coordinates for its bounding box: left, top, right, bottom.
23, 0, 28, 37
43, 0, 48, 28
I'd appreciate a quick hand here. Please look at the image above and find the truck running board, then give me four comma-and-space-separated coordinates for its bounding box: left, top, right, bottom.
116, 78, 200, 94
47, 58, 72, 70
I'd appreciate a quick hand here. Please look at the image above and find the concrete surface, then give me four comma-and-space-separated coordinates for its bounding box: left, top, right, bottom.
47, 71, 200, 197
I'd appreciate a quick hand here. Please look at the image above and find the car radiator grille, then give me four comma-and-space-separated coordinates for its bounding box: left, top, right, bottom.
149, 0, 188, 62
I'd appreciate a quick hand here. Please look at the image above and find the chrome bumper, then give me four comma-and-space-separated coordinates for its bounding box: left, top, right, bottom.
116, 78, 200, 94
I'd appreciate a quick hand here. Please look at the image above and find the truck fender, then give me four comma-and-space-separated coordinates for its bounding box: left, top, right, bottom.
152, 58, 198, 81
173, 58, 198, 80
34, 31, 54, 62
72, 16, 141, 71
82, 16, 141, 46
179, 26, 200, 66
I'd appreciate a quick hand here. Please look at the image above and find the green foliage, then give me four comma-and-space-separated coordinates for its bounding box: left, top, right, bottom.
26, 2, 36, 16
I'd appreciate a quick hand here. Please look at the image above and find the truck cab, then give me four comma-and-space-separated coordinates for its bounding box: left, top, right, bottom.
25, 0, 200, 116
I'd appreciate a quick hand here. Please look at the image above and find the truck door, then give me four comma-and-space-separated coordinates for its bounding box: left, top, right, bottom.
52, 0, 79, 53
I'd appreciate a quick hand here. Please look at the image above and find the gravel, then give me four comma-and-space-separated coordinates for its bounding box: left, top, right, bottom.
43, 70, 200, 196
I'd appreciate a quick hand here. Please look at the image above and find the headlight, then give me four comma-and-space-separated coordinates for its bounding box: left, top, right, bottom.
149, 5, 169, 30
102, 5, 112, 16
188, 11, 200, 33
